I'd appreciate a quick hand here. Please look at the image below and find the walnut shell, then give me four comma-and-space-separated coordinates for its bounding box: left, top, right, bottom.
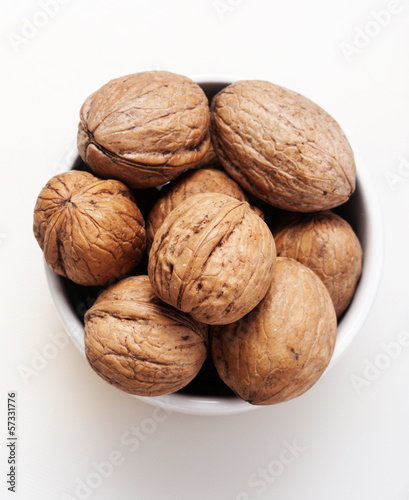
146, 168, 249, 250
78, 71, 211, 189
84, 276, 208, 396
211, 80, 356, 212
211, 257, 337, 405
274, 211, 362, 317
148, 192, 276, 325
193, 141, 219, 169
33, 170, 146, 286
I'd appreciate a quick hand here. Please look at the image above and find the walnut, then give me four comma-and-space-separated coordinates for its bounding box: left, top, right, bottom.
274, 210, 362, 317
148, 192, 276, 325
211, 80, 356, 212
84, 276, 208, 396
78, 71, 211, 189
146, 168, 250, 250
192, 141, 219, 169
33, 170, 146, 286
211, 257, 337, 405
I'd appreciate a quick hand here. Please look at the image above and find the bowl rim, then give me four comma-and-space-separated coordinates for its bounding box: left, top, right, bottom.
44, 74, 384, 416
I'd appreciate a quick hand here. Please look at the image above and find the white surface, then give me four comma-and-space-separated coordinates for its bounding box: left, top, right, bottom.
1, 1, 408, 499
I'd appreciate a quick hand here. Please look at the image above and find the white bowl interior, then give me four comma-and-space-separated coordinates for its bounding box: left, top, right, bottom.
44, 77, 384, 416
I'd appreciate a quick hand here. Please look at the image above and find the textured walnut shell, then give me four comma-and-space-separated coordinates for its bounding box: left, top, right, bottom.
211, 257, 337, 405
193, 141, 219, 169
211, 80, 356, 212
146, 168, 249, 250
148, 192, 276, 325
33, 170, 146, 286
84, 276, 208, 396
274, 211, 362, 317
78, 71, 211, 188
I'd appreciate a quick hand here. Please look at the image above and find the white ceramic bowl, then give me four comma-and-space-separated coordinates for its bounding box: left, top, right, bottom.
45, 75, 384, 416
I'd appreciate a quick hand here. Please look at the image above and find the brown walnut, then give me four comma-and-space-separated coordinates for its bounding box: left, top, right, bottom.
78, 71, 211, 189
274, 210, 363, 317
146, 168, 249, 250
211, 257, 337, 405
211, 80, 356, 212
148, 192, 276, 325
33, 170, 146, 286
84, 276, 208, 396
193, 141, 219, 169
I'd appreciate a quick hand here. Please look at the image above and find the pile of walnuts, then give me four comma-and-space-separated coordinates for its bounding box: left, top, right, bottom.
33, 71, 362, 406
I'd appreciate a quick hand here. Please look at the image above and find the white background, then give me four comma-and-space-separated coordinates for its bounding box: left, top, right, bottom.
1, 1, 409, 499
